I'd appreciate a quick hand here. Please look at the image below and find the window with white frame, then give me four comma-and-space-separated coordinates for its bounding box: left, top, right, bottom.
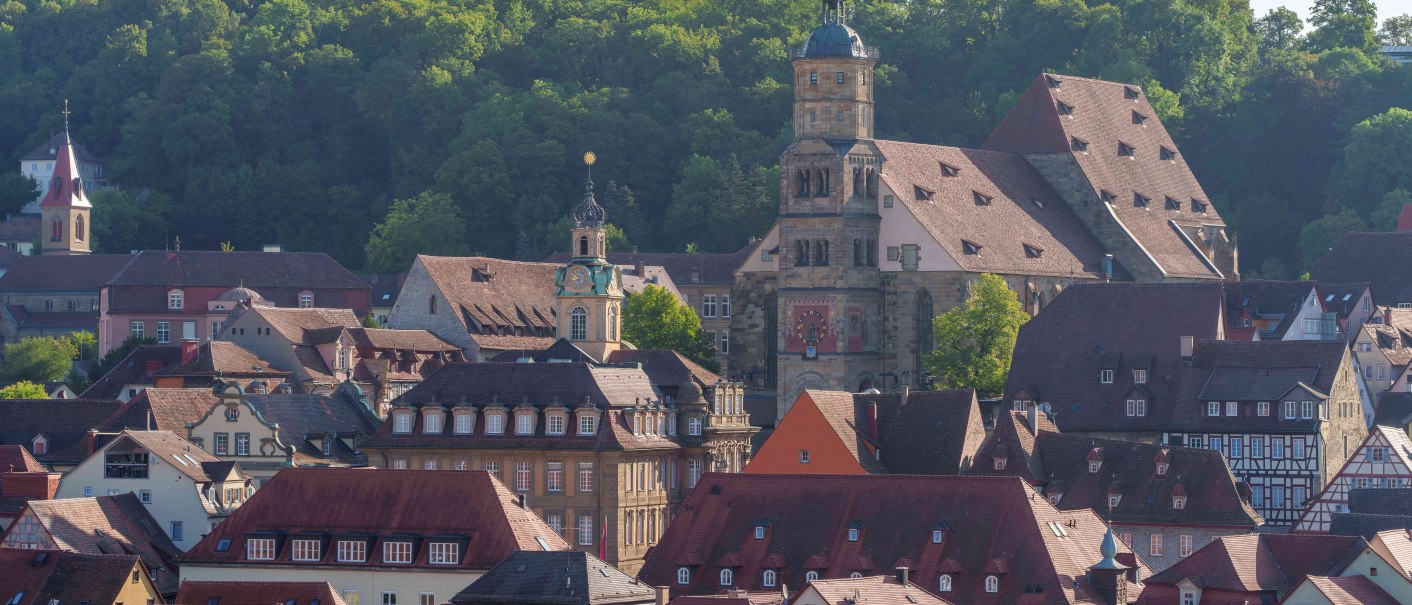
383, 541, 412, 564
1150, 534, 1164, 556
210, 321, 222, 340
578, 463, 594, 492
382, 592, 396, 605
678, 568, 691, 585
688, 417, 702, 436
515, 461, 532, 491
338, 540, 367, 562
721, 295, 731, 317
429, 542, 458, 565
391, 458, 408, 469
939, 575, 952, 592
1258, 401, 1270, 416
393, 412, 412, 434
1100, 369, 1114, 383
292, 539, 321, 561
1226, 401, 1238, 416
702, 295, 717, 317
131, 321, 145, 338
1252, 437, 1264, 458
688, 460, 701, 487
1133, 369, 1148, 383
579, 414, 596, 436
454, 413, 472, 435
246, 538, 275, 560
1284, 401, 1297, 419
516, 414, 533, 435
156, 321, 171, 344
483, 460, 500, 478
1273, 439, 1285, 459
547, 512, 563, 534
299, 293, 315, 308
547, 414, 565, 435
570, 307, 587, 340
720, 569, 734, 586
985, 576, 999, 593
486, 413, 505, 435
720, 331, 729, 354
1126, 399, 1146, 416
424, 413, 442, 434
547, 462, 562, 492
762, 570, 777, 587
1208, 402, 1220, 416
1301, 401, 1314, 419
419, 594, 435, 605
578, 515, 594, 545
168, 290, 184, 310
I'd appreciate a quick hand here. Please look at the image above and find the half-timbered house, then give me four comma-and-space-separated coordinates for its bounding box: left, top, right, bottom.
1294, 425, 1412, 532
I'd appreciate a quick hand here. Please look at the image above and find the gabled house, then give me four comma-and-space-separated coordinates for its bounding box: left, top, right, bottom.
54, 430, 254, 550
0, 550, 164, 605
745, 389, 986, 475
1330, 489, 1412, 536
1294, 425, 1412, 533
0, 254, 133, 344
970, 410, 1262, 572
638, 474, 1147, 604
80, 344, 184, 401
1352, 323, 1411, 400
1319, 282, 1376, 336
1311, 232, 1412, 309
1223, 280, 1332, 341
0, 398, 127, 470
791, 575, 955, 605
176, 468, 573, 605
388, 256, 561, 360
0, 493, 182, 596
0, 446, 57, 532
448, 551, 661, 605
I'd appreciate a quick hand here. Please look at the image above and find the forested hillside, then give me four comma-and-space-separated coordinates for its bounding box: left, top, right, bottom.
1, 0, 1410, 276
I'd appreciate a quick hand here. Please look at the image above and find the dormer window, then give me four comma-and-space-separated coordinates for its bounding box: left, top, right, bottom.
1165, 196, 1181, 211
453, 410, 475, 435
1048, 493, 1061, 505
1046, 75, 1062, 89
677, 568, 691, 585
914, 186, 934, 201
847, 521, 864, 542
1191, 199, 1208, 213
1057, 101, 1074, 117
1160, 146, 1177, 161
423, 409, 443, 434
168, 290, 184, 310
754, 525, 766, 540
485, 411, 506, 435
1157, 462, 1170, 476
1099, 190, 1116, 204
1132, 111, 1148, 125
994, 457, 1007, 470
762, 570, 777, 588
392, 411, 413, 434
516, 413, 534, 435
1134, 369, 1148, 384
1023, 244, 1043, 259
578, 413, 597, 436
720, 568, 734, 586
546, 412, 566, 436
1173, 494, 1188, 509
940, 162, 960, 177
1108, 494, 1122, 508
31, 435, 47, 456
1087, 449, 1103, 473
1134, 193, 1150, 208
972, 191, 992, 206
1124, 86, 1140, 100
1118, 142, 1135, 157
298, 291, 315, 308
962, 240, 981, 255
847, 528, 859, 541
1099, 369, 1114, 384
1071, 137, 1088, 153
985, 575, 999, 593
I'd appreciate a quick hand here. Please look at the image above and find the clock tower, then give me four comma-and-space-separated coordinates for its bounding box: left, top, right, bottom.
555, 154, 625, 362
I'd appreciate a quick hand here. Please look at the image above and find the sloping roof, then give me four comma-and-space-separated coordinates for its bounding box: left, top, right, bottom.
417, 256, 559, 335
1004, 282, 1224, 432
639, 474, 1148, 603
1363, 323, 1412, 368
22, 493, 182, 594
0, 399, 126, 465
819, 389, 988, 476
154, 341, 286, 378
175, 581, 349, 605
104, 388, 219, 432
1311, 232, 1412, 304
606, 349, 723, 388
360, 273, 404, 307
349, 327, 460, 351
0, 246, 20, 268
1328, 513, 1412, 538
0, 550, 144, 605
112, 431, 224, 482
1197, 366, 1322, 401
1319, 282, 1370, 320
107, 250, 367, 289
242, 392, 380, 464
1143, 534, 1364, 593
1373, 393, 1412, 427
874, 141, 1112, 279
1169, 340, 1349, 432
1301, 575, 1402, 605
0, 445, 45, 473
544, 243, 754, 287
1348, 488, 1412, 516
248, 307, 361, 343
451, 551, 657, 605
178, 468, 572, 570
972, 412, 1262, 527
985, 74, 1226, 279
20, 132, 104, 163
0, 254, 132, 293
802, 575, 954, 605
804, 390, 886, 473
1223, 280, 1315, 339
79, 345, 183, 400
1373, 529, 1412, 578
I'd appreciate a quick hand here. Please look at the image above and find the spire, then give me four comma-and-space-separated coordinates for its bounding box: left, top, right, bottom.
41, 99, 91, 210
572, 151, 606, 228
1092, 522, 1124, 570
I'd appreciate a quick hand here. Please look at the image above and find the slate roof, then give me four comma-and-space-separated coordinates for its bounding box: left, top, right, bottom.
242, 392, 381, 465
21, 132, 104, 163
417, 256, 559, 336
1223, 280, 1315, 339
874, 140, 1113, 279
0, 254, 132, 293
606, 349, 722, 388
175, 581, 349, 605
450, 551, 658, 605
0, 399, 126, 465
1311, 232, 1412, 305
107, 250, 367, 289
1348, 488, 1412, 516
1319, 283, 1371, 320
545, 243, 754, 287
802, 575, 954, 605
1328, 513, 1412, 538
1299, 575, 1401, 605
1373, 393, 1412, 427
638, 474, 1148, 603
794, 389, 987, 475
360, 273, 404, 308
1139, 534, 1364, 599
1197, 366, 1322, 401
19, 493, 182, 595
984, 74, 1226, 279
972, 411, 1263, 527
79, 344, 183, 400
0, 550, 146, 605
0, 445, 44, 473
178, 468, 572, 570
1004, 282, 1224, 432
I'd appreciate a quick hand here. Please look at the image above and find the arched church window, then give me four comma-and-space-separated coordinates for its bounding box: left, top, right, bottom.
853, 167, 864, 195
816, 169, 830, 196
74, 215, 84, 242
50, 220, 61, 242
796, 170, 810, 197
570, 307, 588, 340
915, 290, 935, 385
608, 303, 618, 341
795, 241, 810, 267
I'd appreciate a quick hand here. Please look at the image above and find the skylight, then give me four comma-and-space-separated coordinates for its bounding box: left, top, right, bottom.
1134, 193, 1150, 208
962, 240, 982, 255
940, 162, 960, 177
914, 186, 934, 201
973, 191, 993, 206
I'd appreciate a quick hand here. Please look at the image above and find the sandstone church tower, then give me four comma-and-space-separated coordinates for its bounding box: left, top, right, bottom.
774, 0, 886, 412
555, 154, 625, 361
41, 102, 92, 256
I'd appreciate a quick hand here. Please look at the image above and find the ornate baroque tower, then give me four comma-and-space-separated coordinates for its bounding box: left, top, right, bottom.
775, 0, 885, 416
41, 102, 92, 256
555, 153, 625, 362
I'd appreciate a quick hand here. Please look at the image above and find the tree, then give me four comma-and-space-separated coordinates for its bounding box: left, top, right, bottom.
69, 331, 97, 361
621, 285, 719, 372
1382, 15, 1412, 45
0, 381, 48, 399
1307, 0, 1379, 52
1371, 188, 1412, 230
1299, 208, 1367, 270
364, 191, 469, 273
1255, 8, 1305, 53
0, 172, 38, 218
924, 274, 1029, 398
0, 337, 79, 383
1334, 108, 1412, 218
88, 334, 156, 383
362, 313, 381, 328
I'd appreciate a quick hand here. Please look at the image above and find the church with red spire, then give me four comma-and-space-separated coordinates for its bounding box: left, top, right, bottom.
39, 101, 92, 256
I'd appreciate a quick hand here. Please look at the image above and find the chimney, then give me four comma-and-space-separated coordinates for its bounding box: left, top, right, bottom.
654, 587, 669, 605
517, 493, 526, 509
635, 259, 646, 277
895, 566, 910, 586
180, 340, 199, 365
1027, 403, 1038, 435
1179, 335, 1194, 360
84, 429, 98, 457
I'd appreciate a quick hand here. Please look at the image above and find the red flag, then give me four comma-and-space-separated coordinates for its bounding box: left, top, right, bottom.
598, 514, 608, 559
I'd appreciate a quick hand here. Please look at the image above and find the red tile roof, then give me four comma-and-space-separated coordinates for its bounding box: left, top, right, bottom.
107, 250, 367, 289
417, 256, 559, 337
1139, 533, 1364, 600
154, 340, 288, 378
105, 388, 220, 432
0, 550, 146, 605
1301, 575, 1402, 605
638, 474, 1148, 603
607, 349, 723, 388
19, 493, 182, 594
0, 445, 45, 473
0, 254, 132, 293
0, 398, 126, 464
175, 581, 348, 605
801, 575, 954, 605
80, 344, 184, 400
544, 243, 755, 287
985, 74, 1226, 279
178, 468, 571, 570
350, 327, 460, 351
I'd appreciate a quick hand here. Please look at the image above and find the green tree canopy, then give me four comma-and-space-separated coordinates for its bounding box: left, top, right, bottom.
0, 381, 48, 399
364, 191, 469, 273
1382, 15, 1412, 45
924, 273, 1029, 398
1371, 188, 1412, 230
0, 172, 37, 217
1307, 0, 1379, 52
621, 284, 719, 372
1299, 207, 1368, 270
1334, 108, 1412, 218
0, 336, 79, 383
1255, 8, 1305, 53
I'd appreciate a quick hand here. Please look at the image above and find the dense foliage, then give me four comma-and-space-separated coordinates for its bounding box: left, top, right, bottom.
0, 335, 81, 383
924, 273, 1029, 398
622, 284, 718, 372
2, 0, 1411, 276
0, 380, 48, 398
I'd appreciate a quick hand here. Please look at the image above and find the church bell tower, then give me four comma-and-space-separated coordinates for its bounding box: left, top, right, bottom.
41, 101, 92, 256
555, 153, 624, 362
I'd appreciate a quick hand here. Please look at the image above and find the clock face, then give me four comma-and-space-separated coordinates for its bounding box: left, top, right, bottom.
794, 309, 827, 344
567, 266, 591, 291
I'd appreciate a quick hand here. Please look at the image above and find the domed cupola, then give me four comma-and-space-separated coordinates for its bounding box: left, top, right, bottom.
799, 0, 870, 59
790, 0, 877, 142
572, 179, 606, 229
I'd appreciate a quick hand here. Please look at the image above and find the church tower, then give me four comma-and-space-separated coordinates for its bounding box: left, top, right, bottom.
41, 101, 91, 256
555, 153, 624, 362
774, 0, 885, 416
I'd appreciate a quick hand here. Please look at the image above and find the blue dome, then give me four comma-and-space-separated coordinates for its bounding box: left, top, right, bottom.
800, 23, 867, 58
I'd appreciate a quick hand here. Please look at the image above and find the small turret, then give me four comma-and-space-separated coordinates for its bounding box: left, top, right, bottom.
41, 100, 92, 256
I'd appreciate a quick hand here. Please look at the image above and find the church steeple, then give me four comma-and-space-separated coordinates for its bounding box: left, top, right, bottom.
792, 0, 877, 141
41, 100, 92, 256
570, 152, 608, 261
555, 152, 623, 362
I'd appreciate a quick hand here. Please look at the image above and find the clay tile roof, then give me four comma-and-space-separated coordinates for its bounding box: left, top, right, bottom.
1311, 233, 1412, 305
639, 474, 1149, 600
0, 550, 146, 605
1372, 529, 1412, 577
154, 341, 286, 378
803, 575, 954, 605
21, 493, 182, 594
417, 256, 559, 334
0, 254, 133, 293
80, 345, 184, 400
0, 399, 126, 465
607, 349, 723, 388
175, 581, 349, 605
105, 388, 219, 432
349, 328, 460, 352
1144, 534, 1364, 593
984, 74, 1226, 279
804, 390, 886, 473
873, 141, 1113, 279
178, 468, 571, 570
107, 250, 367, 289
803, 554, 830, 569
1301, 575, 1402, 605
761, 552, 786, 568
451, 550, 655, 605
112, 431, 224, 482
249, 307, 361, 343
0, 445, 45, 473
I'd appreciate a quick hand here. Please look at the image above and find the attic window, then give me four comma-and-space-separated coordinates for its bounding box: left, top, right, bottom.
973, 191, 993, 206
1071, 137, 1089, 153
1046, 75, 1062, 89
1156, 462, 1170, 476
1124, 86, 1141, 100
1190, 199, 1208, 213
1023, 244, 1043, 259
1057, 101, 1074, 117
1134, 193, 1150, 208
1160, 146, 1177, 161
940, 163, 960, 177
961, 240, 982, 255
1132, 111, 1148, 126
914, 186, 934, 201
1165, 196, 1181, 211
1118, 142, 1136, 157
215, 538, 231, 552
1108, 495, 1122, 508
848, 528, 860, 542
1099, 190, 1116, 204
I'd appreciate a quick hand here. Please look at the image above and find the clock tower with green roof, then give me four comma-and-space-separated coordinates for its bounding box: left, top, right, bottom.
555, 153, 625, 361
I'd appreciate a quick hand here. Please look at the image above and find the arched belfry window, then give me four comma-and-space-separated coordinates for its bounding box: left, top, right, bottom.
74, 215, 84, 242
814, 240, 829, 266
570, 306, 588, 340
796, 170, 810, 197
50, 220, 61, 242
579, 236, 589, 256
795, 240, 810, 267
